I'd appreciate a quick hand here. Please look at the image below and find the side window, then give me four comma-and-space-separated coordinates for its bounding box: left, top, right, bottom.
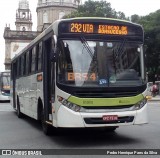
18, 57, 21, 77
11, 61, 17, 79
35, 44, 39, 72
38, 42, 43, 71
28, 49, 32, 74
16, 60, 19, 79
31, 47, 36, 73
29, 49, 32, 74
11, 63, 13, 80
21, 55, 24, 76
23, 53, 26, 75
26, 51, 29, 75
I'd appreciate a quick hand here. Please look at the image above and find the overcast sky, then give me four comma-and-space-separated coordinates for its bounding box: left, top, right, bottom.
0, 0, 160, 71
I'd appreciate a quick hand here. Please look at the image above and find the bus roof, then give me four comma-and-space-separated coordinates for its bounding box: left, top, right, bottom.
61, 17, 140, 24
57, 17, 142, 28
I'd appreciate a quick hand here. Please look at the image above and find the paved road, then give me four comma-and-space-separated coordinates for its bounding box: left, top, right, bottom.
0, 102, 160, 158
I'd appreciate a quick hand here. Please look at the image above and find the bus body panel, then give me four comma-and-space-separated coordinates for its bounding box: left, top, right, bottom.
134, 103, 148, 124
54, 87, 148, 127
15, 73, 44, 120
56, 103, 148, 128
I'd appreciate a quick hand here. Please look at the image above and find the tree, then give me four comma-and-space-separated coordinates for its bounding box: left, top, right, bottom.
63, 0, 127, 20
137, 10, 160, 81
131, 14, 140, 23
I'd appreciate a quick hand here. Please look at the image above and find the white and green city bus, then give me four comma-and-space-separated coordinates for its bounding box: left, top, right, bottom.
0, 70, 10, 101
10, 17, 148, 135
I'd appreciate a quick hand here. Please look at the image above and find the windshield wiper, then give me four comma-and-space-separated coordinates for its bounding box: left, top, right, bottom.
80, 36, 94, 59
80, 36, 98, 73
114, 39, 127, 61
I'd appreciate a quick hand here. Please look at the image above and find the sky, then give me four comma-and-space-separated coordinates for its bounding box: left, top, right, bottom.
0, 0, 160, 71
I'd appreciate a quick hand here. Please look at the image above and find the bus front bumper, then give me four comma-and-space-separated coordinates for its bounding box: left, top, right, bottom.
56, 103, 148, 128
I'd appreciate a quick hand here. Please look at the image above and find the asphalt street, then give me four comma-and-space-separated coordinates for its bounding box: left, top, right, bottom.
0, 101, 160, 158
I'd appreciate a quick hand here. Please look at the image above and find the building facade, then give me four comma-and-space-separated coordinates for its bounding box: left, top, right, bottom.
4, 0, 79, 70
15, 0, 33, 31
3, 0, 39, 70
36, 0, 78, 31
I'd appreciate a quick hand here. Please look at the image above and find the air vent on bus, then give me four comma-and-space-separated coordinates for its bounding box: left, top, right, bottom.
73, 91, 138, 98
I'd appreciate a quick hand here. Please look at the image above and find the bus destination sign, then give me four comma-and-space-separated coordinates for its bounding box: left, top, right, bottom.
59, 21, 143, 38
69, 23, 128, 35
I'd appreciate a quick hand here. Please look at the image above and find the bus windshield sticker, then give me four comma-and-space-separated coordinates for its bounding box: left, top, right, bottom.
107, 42, 113, 48
109, 75, 116, 83
99, 79, 108, 85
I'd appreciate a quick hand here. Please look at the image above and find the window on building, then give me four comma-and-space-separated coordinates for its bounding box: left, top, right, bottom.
22, 27, 26, 31
42, 0, 47, 3
22, 12, 26, 18
43, 11, 48, 23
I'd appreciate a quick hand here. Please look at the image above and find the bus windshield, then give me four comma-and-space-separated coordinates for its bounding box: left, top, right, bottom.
57, 38, 144, 87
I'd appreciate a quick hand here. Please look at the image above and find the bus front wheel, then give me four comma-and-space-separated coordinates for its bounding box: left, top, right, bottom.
41, 110, 52, 135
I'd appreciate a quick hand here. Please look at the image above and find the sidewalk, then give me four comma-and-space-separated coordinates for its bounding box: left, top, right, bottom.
148, 95, 160, 101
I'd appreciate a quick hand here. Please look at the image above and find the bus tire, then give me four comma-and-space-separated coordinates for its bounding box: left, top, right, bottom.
41, 110, 52, 135
17, 97, 23, 118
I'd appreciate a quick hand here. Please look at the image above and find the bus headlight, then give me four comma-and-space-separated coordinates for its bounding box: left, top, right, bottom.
131, 98, 147, 110
57, 96, 84, 112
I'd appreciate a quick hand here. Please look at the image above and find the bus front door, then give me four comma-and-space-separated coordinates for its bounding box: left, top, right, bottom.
43, 36, 55, 123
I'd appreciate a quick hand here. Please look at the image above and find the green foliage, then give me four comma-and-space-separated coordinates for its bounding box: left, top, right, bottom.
63, 0, 127, 20
135, 10, 160, 81
131, 14, 141, 23
139, 10, 160, 31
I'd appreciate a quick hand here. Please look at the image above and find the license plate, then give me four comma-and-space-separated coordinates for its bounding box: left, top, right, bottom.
102, 115, 118, 121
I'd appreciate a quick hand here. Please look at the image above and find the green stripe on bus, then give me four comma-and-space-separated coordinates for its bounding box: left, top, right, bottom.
68, 94, 144, 107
